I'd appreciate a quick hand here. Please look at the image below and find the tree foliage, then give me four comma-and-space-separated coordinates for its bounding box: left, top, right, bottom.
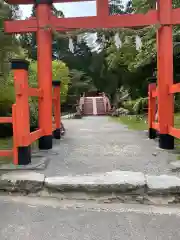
29, 60, 70, 127
29, 60, 70, 103
0, 1, 21, 86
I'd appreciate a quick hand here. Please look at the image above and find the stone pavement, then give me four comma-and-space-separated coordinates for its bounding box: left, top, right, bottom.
0, 195, 180, 240
42, 116, 178, 177
0, 117, 180, 199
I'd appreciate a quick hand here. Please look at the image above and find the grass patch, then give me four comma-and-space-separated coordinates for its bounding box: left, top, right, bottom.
0, 137, 38, 165
113, 113, 180, 132
174, 113, 180, 156
112, 115, 148, 131
174, 113, 180, 129
0, 137, 13, 164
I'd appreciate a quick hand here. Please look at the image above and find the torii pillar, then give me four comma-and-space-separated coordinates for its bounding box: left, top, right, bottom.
36, 1, 53, 149
157, 0, 174, 149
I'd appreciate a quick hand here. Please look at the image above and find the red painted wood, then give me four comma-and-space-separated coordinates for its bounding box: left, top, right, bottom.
0, 117, 12, 123
30, 129, 43, 143
152, 88, 158, 98
36, 4, 53, 137
159, 0, 172, 24
5, 19, 37, 33
148, 84, 156, 129
96, 0, 109, 17
157, 0, 174, 134
51, 11, 158, 30
12, 104, 18, 165
13, 69, 31, 146
52, 124, 56, 132
0, 150, 13, 157
152, 122, 160, 131
107, 11, 158, 28
169, 83, 180, 94
53, 86, 61, 129
28, 88, 43, 97
5, 0, 92, 4
169, 127, 180, 139
6, 9, 180, 35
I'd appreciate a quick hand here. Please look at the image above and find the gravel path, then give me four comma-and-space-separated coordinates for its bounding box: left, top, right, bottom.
42, 116, 178, 177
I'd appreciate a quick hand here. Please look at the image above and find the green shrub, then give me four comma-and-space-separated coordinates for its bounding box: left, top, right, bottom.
0, 84, 15, 137
29, 98, 38, 129
28, 60, 70, 129
52, 60, 70, 103
133, 97, 148, 114
175, 94, 180, 113
0, 85, 15, 116
123, 100, 137, 114
29, 60, 70, 103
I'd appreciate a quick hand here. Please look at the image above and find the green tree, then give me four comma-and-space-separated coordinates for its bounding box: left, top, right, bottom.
29, 60, 70, 102
0, 2, 20, 85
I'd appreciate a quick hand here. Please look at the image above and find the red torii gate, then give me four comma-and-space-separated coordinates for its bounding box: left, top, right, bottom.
4, 0, 180, 152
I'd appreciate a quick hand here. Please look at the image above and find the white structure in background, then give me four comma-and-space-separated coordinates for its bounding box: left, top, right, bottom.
69, 38, 74, 52
136, 35, 142, 50
114, 33, 121, 48
113, 33, 142, 51
77, 34, 83, 43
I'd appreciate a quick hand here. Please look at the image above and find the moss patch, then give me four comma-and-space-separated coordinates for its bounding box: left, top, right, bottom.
112, 115, 148, 131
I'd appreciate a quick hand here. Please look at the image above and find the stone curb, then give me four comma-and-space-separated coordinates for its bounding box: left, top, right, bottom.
1, 170, 180, 197
45, 171, 145, 194
146, 175, 180, 194
0, 171, 45, 193
170, 161, 180, 172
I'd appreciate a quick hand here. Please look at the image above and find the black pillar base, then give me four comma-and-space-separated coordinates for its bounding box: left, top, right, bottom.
18, 146, 31, 165
148, 128, 157, 139
159, 134, 174, 150
53, 128, 61, 139
39, 135, 53, 150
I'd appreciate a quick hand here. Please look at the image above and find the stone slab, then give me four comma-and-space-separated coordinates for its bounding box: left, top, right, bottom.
0, 171, 45, 193
146, 174, 180, 194
170, 161, 180, 171
45, 171, 146, 194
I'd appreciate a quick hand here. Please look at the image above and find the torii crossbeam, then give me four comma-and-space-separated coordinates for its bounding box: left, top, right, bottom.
5, 1, 180, 32
4, 0, 180, 150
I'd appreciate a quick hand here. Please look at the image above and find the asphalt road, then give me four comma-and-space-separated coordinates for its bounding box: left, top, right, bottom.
0, 195, 180, 240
